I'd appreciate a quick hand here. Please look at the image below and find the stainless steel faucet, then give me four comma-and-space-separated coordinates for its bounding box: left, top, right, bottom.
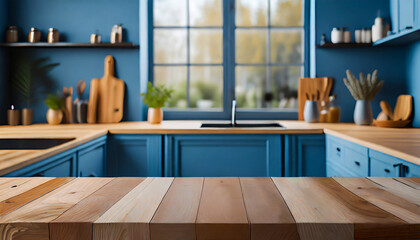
231, 100, 237, 126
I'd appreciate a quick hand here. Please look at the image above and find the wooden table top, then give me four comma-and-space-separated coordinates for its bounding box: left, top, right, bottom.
0, 177, 418, 240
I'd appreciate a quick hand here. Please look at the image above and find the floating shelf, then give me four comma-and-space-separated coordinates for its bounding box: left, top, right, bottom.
316, 43, 373, 48
0, 42, 139, 49
373, 28, 420, 46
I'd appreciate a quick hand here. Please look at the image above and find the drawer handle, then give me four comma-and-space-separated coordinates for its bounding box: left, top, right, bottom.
393, 163, 403, 168
354, 161, 360, 166
336, 147, 341, 152
384, 169, 390, 173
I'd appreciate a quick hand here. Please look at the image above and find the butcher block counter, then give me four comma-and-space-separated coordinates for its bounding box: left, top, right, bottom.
0, 177, 419, 240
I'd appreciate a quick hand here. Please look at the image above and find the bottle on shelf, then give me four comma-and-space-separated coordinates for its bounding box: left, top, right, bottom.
327, 95, 341, 123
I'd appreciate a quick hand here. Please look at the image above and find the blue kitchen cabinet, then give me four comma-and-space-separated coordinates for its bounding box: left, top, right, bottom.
404, 161, 420, 177
3, 151, 76, 177
399, 0, 415, 31
416, 0, 420, 28
391, 0, 400, 33
3, 136, 107, 177
326, 135, 369, 177
108, 134, 163, 177
164, 135, 282, 177
284, 134, 326, 177
77, 136, 107, 177
369, 149, 420, 177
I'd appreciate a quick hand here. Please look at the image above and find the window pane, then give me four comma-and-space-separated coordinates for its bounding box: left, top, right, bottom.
271, 0, 303, 27
154, 29, 187, 64
236, 66, 267, 108
236, 0, 268, 26
190, 66, 223, 109
236, 29, 268, 64
270, 66, 300, 109
154, 66, 188, 108
154, 0, 187, 26
190, 0, 222, 26
190, 29, 223, 64
271, 29, 302, 64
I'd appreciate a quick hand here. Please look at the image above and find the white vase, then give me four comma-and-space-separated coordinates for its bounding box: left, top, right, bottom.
354, 100, 373, 125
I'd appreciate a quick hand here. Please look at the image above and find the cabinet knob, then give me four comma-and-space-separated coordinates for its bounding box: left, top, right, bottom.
384, 169, 390, 173
336, 147, 341, 152
354, 161, 360, 166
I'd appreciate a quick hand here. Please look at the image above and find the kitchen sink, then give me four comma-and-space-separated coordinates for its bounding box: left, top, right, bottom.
201, 123, 283, 128
0, 138, 75, 150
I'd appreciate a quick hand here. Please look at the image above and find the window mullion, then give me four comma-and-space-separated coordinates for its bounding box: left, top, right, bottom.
186, 0, 191, 108
223, 0, 236, 115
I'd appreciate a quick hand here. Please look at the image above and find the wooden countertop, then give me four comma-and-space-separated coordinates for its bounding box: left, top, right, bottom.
0, 177, 418, 240
1, 121, 420, 174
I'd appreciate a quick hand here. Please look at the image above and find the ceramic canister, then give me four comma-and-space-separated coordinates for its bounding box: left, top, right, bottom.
304, 100, 319, 123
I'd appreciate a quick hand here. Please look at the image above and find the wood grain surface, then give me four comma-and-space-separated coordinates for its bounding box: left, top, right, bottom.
93, 177, 173, 240
196, 177, 249, 240
0, 177, 417, 240
150, 178, 204, 240
240, 177, 299, 240
272, 177, 407, 240
50, 178, 145, 240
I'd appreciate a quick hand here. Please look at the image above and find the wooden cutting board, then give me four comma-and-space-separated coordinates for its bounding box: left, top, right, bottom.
298, 77, 333, 120
90, 56, 125, 123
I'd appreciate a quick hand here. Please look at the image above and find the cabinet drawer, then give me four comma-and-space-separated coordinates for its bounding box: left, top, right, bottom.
326, 135, 368, 176
327, 163, 357, 177
41, 159, 72, 177
404, 161, 420, 177
369, 150, 402, 177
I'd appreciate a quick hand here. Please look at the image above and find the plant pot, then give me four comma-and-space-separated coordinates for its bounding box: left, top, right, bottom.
354, 100, 373, 125
148, 108, 163, 124
46, 109, 63, 125
22, 108, 33, 125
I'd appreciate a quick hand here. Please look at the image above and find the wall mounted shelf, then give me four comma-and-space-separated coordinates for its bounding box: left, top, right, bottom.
373, 28, 420, 46
0, 42, 139, 49
316, 43, 372, 48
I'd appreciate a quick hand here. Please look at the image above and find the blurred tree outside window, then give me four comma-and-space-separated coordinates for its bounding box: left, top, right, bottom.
153, 0, 303, 112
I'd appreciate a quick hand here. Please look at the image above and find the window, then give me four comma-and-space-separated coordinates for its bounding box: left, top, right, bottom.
150, 0, 306, 119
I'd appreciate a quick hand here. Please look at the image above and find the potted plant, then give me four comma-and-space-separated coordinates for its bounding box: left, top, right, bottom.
11, 57, 59, 125
45, 92, 64, 125
343, 69, 384, 125
140, 82, 173, 124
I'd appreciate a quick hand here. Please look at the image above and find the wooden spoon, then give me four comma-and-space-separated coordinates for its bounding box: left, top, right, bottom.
380, 101, 393, 120
394, 95, 413, 121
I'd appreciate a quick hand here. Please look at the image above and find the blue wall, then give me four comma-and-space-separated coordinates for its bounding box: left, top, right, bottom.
314, 0, 408, 122
0, 0, 8, 124
407, 42, 420, 127
5, 0, 141, 122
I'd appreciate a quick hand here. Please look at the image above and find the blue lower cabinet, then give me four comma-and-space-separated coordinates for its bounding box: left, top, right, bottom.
108, 135, 163, 177
284, 134, 326, 177
369, 149, 420, 177
77, 136, 107, 177
326, 135, 369, 177
4, 152, 76, 177
164, 134, 282, 177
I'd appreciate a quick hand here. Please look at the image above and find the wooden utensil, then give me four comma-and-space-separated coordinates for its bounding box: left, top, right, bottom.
92, 56, 125, 123
63, 87, 73, 124
298, 77, 333, 120
76, 80, 86, 102
379, 101, 393, 120
393, 95, 413, 121
87, 78, 100, 124
373, 119, 411, 128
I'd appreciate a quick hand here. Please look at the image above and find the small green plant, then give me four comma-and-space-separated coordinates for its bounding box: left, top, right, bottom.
45, 92, 64, 110
140, 82, 173, 108
343, 69, 384, 100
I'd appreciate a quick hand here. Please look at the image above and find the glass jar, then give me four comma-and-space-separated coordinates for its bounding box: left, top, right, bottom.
319, 100, 329, 123
327, 95, 341, 123
5, 26, 18, 43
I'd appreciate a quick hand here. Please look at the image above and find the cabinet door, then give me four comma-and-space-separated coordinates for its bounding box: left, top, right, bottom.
369, 150, 403, 177
164, 135, 281, 177
402, 161, 420, 177
326, 135, 368, 177
78, 144, 105, 177
41, 159, 73, 177
415, 0, 420, 28
391, 0, 400, 33
399, 0, 415, 31
108, 135, 162, 177
284, 135, 325, 177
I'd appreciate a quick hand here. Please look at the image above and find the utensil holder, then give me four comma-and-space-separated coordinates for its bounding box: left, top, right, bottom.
304, 100, 319, 123
354, 100, 373, 125
8, 109, 20, 126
